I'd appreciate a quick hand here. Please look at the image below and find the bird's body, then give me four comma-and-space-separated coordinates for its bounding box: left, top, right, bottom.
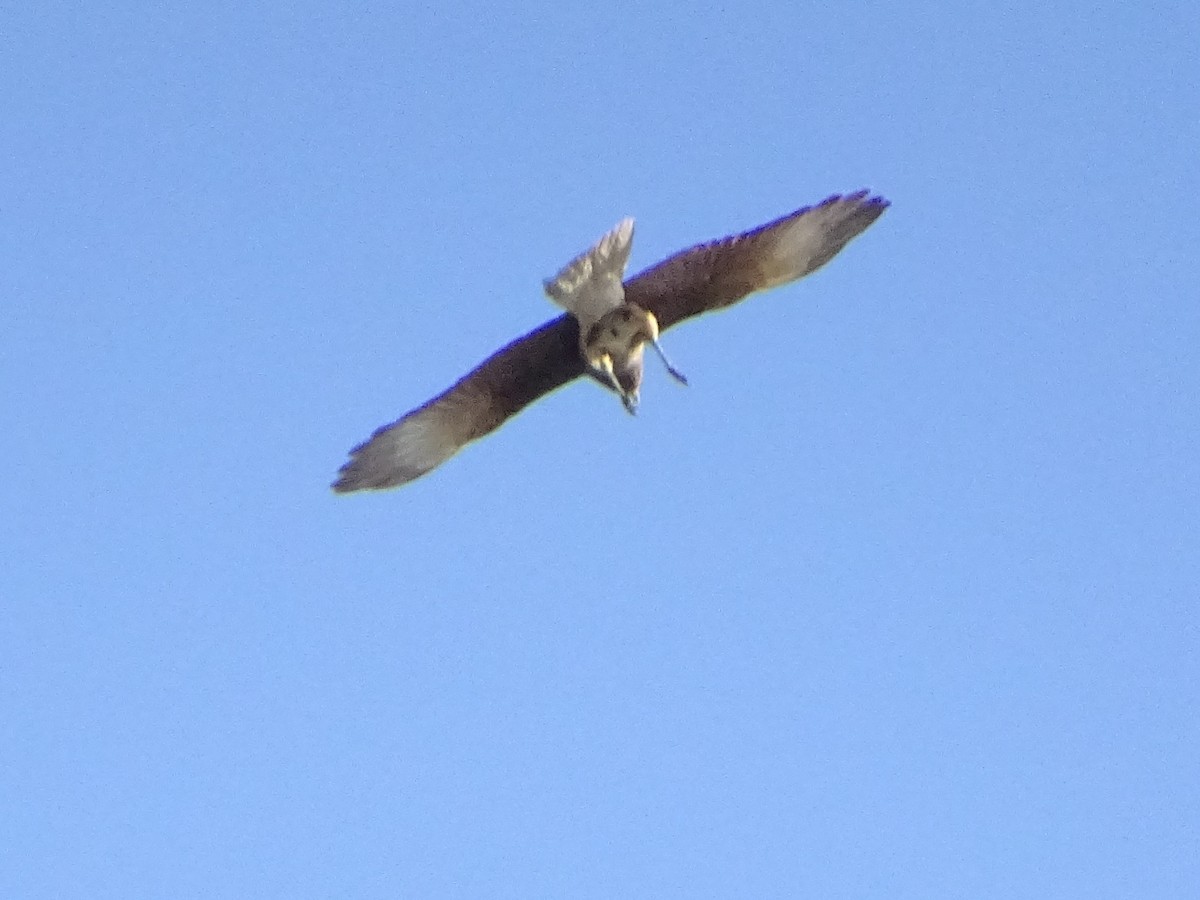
581, 304, 656, 407
333, 190, 889, 492
542, 217, 686, 413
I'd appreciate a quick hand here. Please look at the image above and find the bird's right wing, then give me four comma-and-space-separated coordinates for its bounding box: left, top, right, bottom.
625, 191, 889, 332
332, 315, 585, 492
543, 217, 635, 333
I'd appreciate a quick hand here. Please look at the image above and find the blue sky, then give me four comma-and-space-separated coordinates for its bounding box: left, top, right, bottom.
3, 2, 1198, 897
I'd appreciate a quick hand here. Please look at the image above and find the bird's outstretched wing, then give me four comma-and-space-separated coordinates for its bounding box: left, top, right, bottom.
331, 316, 583, 492
333, 191, 888, 492
625, 191, 890, 330
542, 218, 634, 334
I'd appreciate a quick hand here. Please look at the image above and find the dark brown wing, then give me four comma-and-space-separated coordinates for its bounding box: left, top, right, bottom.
625, 191, 889, 331
331, 315, 584, 492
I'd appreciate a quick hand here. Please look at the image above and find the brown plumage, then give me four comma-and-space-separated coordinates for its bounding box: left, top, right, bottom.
333, 190, 889, 492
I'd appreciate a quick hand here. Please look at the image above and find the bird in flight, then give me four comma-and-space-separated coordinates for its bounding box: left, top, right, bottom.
332, 190, 889, 493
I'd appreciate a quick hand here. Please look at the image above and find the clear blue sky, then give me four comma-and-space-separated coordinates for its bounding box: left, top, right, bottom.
3, 2, 1197, 897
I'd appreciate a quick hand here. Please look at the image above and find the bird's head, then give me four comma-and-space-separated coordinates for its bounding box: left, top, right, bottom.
582, 303, 686, 413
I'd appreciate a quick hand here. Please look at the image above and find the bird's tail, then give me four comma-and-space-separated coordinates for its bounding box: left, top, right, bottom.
543, 217, 635, 311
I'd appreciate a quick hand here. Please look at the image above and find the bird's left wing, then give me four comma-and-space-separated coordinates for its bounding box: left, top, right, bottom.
543, 218, 634, 333
625, 191, 889, 332
332, 315, 585, 492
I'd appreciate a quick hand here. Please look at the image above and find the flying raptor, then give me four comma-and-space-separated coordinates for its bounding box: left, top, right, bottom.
332, 190, 889, 492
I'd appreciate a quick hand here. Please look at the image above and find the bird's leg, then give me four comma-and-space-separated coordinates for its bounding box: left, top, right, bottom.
593, 354, 623, 394
649, 338, 688, 386
594, 354, 637, 416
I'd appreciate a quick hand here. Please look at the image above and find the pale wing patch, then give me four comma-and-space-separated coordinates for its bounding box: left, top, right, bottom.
331, 383, 487, 492
756, 191, 877, 290
543, 217, 635, 333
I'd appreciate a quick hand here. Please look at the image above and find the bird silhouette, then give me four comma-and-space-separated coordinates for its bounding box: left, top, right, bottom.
333, 190, 889, 492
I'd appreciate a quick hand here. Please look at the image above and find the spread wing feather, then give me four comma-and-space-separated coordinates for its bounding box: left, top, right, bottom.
333, 192, 888, 492
331, 316, 583, 492
625, 191, 890, 330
